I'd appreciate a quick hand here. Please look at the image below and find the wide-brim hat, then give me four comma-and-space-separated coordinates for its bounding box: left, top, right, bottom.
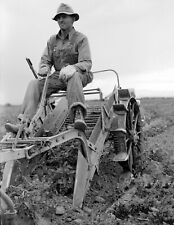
52, 3, 79, 21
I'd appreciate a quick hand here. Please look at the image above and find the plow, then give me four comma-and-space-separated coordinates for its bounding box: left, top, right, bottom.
0, 67, 142, 224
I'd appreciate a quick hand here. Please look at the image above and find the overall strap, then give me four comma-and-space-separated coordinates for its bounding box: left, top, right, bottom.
69, 31, 78, 46
49, 35, 58, 50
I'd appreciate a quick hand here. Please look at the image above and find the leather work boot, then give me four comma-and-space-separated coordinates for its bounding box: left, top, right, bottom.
5, 123, 20, 134
5, 114, 30, 134
74, 107, 87, 132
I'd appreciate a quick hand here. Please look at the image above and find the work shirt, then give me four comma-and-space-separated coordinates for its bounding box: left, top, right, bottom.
39, 27, 92, 73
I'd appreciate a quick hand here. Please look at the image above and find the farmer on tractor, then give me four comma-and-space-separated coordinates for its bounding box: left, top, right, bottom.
5, 3, 93, 133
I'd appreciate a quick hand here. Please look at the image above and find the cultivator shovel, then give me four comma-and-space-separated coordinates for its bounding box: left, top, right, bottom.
0, 69, 142, 217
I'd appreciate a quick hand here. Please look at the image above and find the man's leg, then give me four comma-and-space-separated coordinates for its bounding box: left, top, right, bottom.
5, 73, 66, 133
21, 75, 66, 119
5, 79, 42, 133
67, 71, 90, 131
21, 80, 42, 120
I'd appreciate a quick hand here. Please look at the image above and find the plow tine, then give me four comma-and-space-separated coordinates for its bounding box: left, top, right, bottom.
0, 189, 15, 212
1, 160, 15, 191
73, 150, 90, 208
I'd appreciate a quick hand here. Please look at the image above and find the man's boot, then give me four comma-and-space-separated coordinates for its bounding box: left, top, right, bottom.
5, 123, 20, 134
74, 107, 87, 132
5, 114, 30, 134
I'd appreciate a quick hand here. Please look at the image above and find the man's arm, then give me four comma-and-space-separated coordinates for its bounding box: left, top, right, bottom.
74, 36, 92, 72
38, 37, 53, 76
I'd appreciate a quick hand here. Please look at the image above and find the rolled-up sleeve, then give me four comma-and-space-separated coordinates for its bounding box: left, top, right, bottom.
38, 38, 53, 73
75, 36, 92, 72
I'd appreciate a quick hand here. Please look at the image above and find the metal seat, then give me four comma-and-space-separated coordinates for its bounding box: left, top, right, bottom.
50, 88, 103, 100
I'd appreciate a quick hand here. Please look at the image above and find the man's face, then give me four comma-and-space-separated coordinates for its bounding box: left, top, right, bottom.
57, 14, 74, 30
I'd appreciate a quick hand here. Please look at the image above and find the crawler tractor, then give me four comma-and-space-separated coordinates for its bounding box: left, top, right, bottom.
0, 67, 142, 223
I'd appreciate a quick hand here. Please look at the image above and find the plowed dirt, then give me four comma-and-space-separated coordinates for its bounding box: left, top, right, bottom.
1, 98, 174, 225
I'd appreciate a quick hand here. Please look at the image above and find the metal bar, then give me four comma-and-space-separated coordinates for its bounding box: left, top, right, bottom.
0, 188, 16, 213
93, 69, 120, 89
51, 91, 101, 96
86, 90, 116, 191
26, 58, 38, 79
102, 105, 110, 118
1, 137, 50, 144
0, 130, 91, 162
58, 88, 101, 93
51, 92, 102, 98
0, 146, 34, 163
1, 161, 15, 191
30, 130, 90, 160
82, 92, 101, 95
83, 88, 101, 92
40, 72, 50, 107
73, 150, 89, 208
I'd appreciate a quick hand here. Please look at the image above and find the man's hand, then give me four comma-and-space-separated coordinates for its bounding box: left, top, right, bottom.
59, 65, 76, 82
38, 66, 49, 77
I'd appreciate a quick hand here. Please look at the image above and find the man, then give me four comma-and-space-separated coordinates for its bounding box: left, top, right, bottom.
5, 3, 93, 133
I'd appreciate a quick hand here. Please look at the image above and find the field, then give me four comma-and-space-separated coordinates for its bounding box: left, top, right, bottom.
1, 98, 174, 224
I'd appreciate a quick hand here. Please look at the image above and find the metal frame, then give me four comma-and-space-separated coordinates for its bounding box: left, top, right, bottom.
0, 130, 93, 163
93, 69, 120, 89
0, 68, 141, 211
50, 88, 104, 100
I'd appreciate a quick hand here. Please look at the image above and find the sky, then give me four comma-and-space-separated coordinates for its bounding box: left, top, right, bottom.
1, 0, 174, 104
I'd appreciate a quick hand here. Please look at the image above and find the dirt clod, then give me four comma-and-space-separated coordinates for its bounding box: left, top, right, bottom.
55, 206, 65, 215
74, 218, 83, 224
95, 196, 105, 203
82, 206, 92, 214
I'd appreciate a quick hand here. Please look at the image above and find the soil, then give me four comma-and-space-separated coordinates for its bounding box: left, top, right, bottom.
1, 97, 174, 225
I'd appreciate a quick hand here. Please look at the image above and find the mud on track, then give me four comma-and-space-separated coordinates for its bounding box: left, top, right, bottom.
1, 98, 174, 224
